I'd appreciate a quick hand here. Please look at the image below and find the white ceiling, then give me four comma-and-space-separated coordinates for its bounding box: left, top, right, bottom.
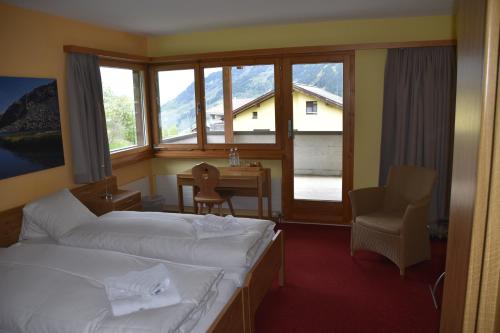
3, 0, 455, 36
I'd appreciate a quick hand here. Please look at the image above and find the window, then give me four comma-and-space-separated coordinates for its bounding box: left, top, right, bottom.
306, 101, 317, 115
204, 64, 276, 144
100, 65, 147, 152
150, 61, 280, 151
156, 68, 197, 144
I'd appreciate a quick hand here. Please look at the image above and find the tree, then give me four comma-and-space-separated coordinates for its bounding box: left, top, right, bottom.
102, 87, 137, 150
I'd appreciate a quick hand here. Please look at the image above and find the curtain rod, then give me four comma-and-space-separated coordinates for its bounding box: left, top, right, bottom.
63, 45, 150, 63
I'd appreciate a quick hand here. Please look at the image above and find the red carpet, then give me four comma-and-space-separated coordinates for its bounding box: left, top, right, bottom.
255, 223, 447, 333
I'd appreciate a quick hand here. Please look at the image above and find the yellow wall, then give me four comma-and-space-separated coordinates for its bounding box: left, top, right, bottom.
0, 3, 149, 211
148, 15, 456, 190
148, 16, 455, 56
0, 8, 455, 211
113, 160, 153, 187
354, 49, 387, 188
152, 158, 282, 179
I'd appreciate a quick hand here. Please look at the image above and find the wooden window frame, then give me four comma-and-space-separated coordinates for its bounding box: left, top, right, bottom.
200, 58, 282, 151
99, 59, 152, 169
66, 39, 454, 161
149, 58, 283, 155
149, 63, 203, 150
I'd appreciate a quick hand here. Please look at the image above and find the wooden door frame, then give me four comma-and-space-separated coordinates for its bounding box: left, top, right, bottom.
281, 52, 355, 224
440, 0, 500, 331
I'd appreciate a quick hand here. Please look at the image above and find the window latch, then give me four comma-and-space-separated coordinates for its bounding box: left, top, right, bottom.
196, 103, 201, 114
288, 119, 294, 139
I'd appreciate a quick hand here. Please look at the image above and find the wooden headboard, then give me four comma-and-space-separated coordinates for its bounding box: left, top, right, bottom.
0, 176, 118, 247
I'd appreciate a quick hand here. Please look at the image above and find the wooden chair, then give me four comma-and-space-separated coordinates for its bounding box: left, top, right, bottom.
191, 163, 235, 216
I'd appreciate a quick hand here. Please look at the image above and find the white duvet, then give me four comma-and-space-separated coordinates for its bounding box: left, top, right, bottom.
0, 243, 223, 333
59, 211, 275, 268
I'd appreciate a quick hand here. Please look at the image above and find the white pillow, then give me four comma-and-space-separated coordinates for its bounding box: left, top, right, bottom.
19, 214, 50, 240
23, 188, 97, 239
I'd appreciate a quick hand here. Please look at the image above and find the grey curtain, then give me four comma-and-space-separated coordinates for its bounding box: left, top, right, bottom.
379, 46, 456, 222
66, 53, 111, 183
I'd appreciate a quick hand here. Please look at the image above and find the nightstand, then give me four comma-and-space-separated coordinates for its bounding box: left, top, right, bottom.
83, 189, 142, 216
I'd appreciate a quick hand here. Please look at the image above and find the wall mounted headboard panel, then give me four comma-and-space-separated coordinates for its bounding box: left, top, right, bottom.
0, 206, 23, 247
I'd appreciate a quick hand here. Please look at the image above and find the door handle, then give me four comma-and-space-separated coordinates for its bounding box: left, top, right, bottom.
288, 119, 294, 139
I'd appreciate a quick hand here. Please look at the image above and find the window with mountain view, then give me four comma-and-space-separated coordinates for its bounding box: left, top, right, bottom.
204, 64, 276, 144
151, 60, 346, 153
100, 66, 147, 152
157, 69, 197, 144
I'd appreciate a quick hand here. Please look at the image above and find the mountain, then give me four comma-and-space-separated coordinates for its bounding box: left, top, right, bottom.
0, 81, 60, 134
160, 63, 343, 135
292, 63, 343, 95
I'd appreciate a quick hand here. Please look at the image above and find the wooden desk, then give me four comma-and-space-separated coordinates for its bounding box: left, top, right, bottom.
177, 167, 272, 219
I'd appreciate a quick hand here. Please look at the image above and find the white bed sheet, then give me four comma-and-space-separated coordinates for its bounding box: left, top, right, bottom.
0, 279, 239, 333
59, 211, 275, 271
0, 243, 224, 333
18, 236, 56, 244
223, 228, 275, 285
191, 279, 238, 333
20, 227, 275, 287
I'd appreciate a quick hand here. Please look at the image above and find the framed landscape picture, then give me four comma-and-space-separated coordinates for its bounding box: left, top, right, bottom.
0, 76, 64, 180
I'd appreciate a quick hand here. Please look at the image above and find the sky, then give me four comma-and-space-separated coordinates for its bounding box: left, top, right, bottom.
100, 67, 135, 97
158, 69, 195, 103
158, 67, 221, 103
100, 66, 222, 104
0, 77, 54, 115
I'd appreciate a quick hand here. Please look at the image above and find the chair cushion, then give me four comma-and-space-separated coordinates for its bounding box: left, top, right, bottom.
356, 211, 404, 235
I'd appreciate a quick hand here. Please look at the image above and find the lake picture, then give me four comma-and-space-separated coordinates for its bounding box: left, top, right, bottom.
0, 76, 64, 180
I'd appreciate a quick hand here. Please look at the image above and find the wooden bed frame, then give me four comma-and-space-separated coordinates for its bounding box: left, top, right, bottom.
0, 178, 285, 333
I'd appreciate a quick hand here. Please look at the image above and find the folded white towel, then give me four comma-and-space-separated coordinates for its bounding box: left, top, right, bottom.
103, 263, 182, 316
109, 284, 182, 316
193, 214, 247, 239
104, 264, 170, 299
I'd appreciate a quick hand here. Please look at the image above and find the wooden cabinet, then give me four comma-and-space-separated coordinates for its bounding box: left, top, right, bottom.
82, 190, 142, 216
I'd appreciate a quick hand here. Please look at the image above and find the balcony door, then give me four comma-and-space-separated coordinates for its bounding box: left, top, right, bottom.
282, 53, 354, 224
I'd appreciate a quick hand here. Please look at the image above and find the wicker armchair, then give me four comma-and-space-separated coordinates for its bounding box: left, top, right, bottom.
349, 165, 437, 276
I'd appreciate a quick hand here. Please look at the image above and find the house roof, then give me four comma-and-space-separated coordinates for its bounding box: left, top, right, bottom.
293, 84, 343, 108
232, 84, 343, 116
206, 98, 254, 116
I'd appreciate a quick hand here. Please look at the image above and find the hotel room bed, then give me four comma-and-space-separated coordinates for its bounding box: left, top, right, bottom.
0, 183, 284, 333
20, 188, 280, 285
0, 242, 244, 333
57, 210, 276, 286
